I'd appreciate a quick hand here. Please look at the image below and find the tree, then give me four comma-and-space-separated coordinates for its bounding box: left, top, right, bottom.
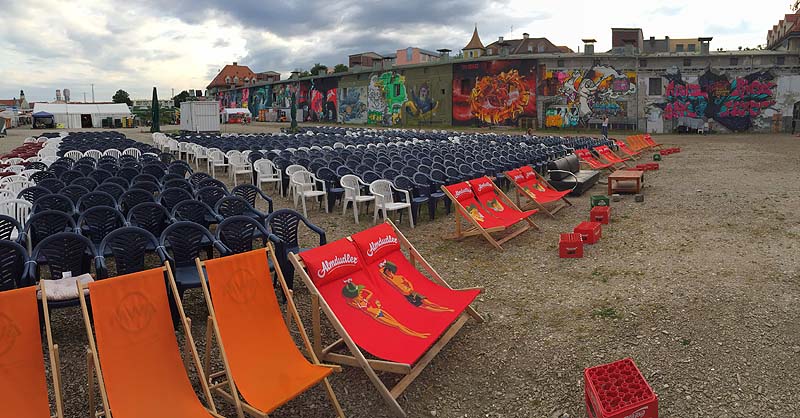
298, 71, 312, 78
172, 90, 192, 108
309, 63, 328, 75
333, 64, 349, 73
112, 89, 132, 106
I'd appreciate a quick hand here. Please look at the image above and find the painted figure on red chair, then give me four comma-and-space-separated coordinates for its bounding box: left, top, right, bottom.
378, 260, 453, 313
342, 279, 430, 338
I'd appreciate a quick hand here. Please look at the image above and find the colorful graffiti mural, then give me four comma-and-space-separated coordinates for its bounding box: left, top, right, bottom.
404, 83, 440, 123
542, 66, 636, 127
309, 78, 338, 122
658, 70, 777, 131
453, 60, 537, 126
338, 86, 368, 124
247, 85, 272, 117
367, 72, 407, 125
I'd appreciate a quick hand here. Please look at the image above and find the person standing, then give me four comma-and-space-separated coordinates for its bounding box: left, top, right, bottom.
601, 115, 609, 138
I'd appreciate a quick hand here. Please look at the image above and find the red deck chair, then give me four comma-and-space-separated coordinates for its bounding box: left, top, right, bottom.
0, 285, 64, 418
442, 181, 532, 250
505, 166, 572, 218
594, 145, 631, 169
290, 221, 482, 417
574, 149, 616, 172
642, 133, 664, 150
615, 140, 641, 159
195, 248, 344, 418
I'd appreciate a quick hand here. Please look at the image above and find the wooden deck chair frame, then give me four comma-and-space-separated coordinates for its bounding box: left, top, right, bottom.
289, 219, 484, 417
505, 170, 572, 218
441, 183, 533, 251
595, 147, 631, 170
193, 244, 345, 418
35, 282, 66, 418
79, 264, 223, 418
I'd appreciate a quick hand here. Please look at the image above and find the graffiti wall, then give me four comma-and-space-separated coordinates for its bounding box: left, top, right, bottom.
367, 71, 408, 125
452, 60, 537, 126
541, 66, 636, 128
309, 78, 338, 122
654, 69, 778, 132
338, 86, 368, 124
247, 85, 272, 117
216, 89, 245, 111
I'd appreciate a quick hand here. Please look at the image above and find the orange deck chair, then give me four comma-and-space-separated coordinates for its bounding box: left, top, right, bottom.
193, 247, 345, 418
290, 221, 483, 417
574, 149, 616, 172
79, 266, 222, 418
505, 166, 572, 218
642, 133, 664, 150
624, 134, 649, 152
593, 145, 631, 169
0, 284, 64, 418
442, 181, 532, 250
614, 140, 641, 159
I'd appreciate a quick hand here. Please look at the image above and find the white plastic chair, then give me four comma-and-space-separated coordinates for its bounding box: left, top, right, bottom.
166, 139, 180, 155
65, 150, 83, 161
253, 159, 282, 195
370, 179, 414, 228
290, 171, 327, 218
207, 150, 229, 178
20, 169, 39, 179
193, 146, 209, 168
2, 179, 33, 195
178, 142, 193, 161
123, 148, 141, 159
285, 164, 307, 198
0, 199, 32, 226
340, 174, 375, 224
227, 152, 251, 186
0, 189, 15, 201
103, 149, 121, 159
4, 165, 25, 175
84, 149, 102, 160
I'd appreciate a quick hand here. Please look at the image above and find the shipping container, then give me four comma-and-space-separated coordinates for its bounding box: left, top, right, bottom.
180, 101, 220, 132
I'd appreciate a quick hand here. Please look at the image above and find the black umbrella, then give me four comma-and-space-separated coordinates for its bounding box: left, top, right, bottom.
150, 87, 160, 133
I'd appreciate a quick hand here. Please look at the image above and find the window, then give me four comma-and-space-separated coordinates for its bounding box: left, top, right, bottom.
406, 47, 413, 62
528, 45, 533, 53
538, 45, 545, 53
639, 59, 647, 67
730, 57, 739, 66
468, 51, 473, 58
688, 44, 696, 52
777, 56, 785, 65
441, 89, 446, 95
233, 76, 239, 84
341, 88, 347, 98
676, 44, 684, 52
225, 76, 231, 84
648, 77, 662, 96
557, 59, 564, 67
683, 58, 692, 67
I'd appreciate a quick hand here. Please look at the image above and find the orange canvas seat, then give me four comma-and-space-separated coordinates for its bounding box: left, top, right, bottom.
506, 166, 572, 217
615, 140, 641, 158
79, 268, 222, 418
291, 221, 483, 417
642, 133, 664, 150
0, 286, 63, 418
196, 247, 344, 417
442, 181, 534, 250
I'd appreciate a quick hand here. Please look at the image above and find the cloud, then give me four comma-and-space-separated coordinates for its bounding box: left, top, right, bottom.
652, 5, 684, 16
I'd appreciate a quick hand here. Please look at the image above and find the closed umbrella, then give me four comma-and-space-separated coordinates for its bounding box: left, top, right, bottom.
150, 87, 160, 133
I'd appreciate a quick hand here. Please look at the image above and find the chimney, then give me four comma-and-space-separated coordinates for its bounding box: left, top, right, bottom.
523, 33, 529, 39
582, 39, 596, 55
233, 61, 238, 66
698, 37, 713, 55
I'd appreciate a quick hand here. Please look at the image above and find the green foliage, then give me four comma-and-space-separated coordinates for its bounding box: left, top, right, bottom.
172, 90, 194, 108
309, 63, 328, 75
112, 89, 132, 106
591, 306, 621, 319
333, 64, 349, 73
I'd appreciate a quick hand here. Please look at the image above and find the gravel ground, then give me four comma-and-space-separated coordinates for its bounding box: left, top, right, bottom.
4, 126, 800, 418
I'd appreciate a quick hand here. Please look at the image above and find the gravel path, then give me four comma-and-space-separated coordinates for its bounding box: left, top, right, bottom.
5, 127, 799, 417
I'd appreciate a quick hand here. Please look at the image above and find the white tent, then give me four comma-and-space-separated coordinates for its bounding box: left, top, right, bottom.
222, 107, 251, 123
32, 103, 132, 129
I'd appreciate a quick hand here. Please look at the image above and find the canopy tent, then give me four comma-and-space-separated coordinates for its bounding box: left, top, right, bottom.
32, 103, 131, 129
222, 107, 251, 123
32, 111, 55, 129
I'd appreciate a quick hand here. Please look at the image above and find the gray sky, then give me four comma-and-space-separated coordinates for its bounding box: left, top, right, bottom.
0, 0, 793, 102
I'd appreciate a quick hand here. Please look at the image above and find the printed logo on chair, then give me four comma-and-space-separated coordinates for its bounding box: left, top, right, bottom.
485, 199, 504, 212
115, 292, 157, 333
476, 181, 493, 192
453, 187, 472, 200
465, 204, 485, 222
366, 234, 398, 257
317, 254, 359, 279
341, 278, 430, 339
0, 313, 21, 356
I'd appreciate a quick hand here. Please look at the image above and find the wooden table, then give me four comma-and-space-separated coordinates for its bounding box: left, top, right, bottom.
607, 170, 644, 195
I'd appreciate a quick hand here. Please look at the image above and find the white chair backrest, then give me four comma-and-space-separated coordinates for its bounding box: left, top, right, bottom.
0, 199, 32, 224
84, 150, 102, 160
291, 171, 316, 188
37, 149, 57, 158
24, 157, 41, 163
0, 189, 15, 201
341, 174, 366, 199
3, 180, 33, 194
370, 179, 395, 204
285, 164, 307, 178
41, 156, 57, 166
123, 148, 141, 158
103, 149, 122, 159
65, 150, 83, 161
4, 157, 23, 165
4, 165, 25, 174
195, 146, 208, 158
208, 150, 227, 163
166, 139, 179, 151
254, 159, 278, 177
20, 169, 39, 179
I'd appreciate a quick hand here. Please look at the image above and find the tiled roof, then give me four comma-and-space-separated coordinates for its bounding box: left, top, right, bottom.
207, 63, 257, 89
464, 26, 485, 50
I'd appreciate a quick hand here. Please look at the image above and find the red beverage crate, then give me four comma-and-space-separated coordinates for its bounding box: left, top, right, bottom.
659, 149, 669, 156
645, 163, 659, 170
574, 221, 602, 244
635, 164, 648, 171
590, 206, 610, 224
672, 147, 681, 153
584, 358, 658, 418
559, 233, 584, 258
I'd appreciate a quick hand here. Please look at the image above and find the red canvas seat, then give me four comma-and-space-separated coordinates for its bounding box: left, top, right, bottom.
467, 176, 537, 221
594, 145, 630, 168
575, 149, 615, 171
642, 133, 664, 150
443, 182, 511, 230
292, 221, 483, 417
615, 140, 641, 158
504, 166, 573, 218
